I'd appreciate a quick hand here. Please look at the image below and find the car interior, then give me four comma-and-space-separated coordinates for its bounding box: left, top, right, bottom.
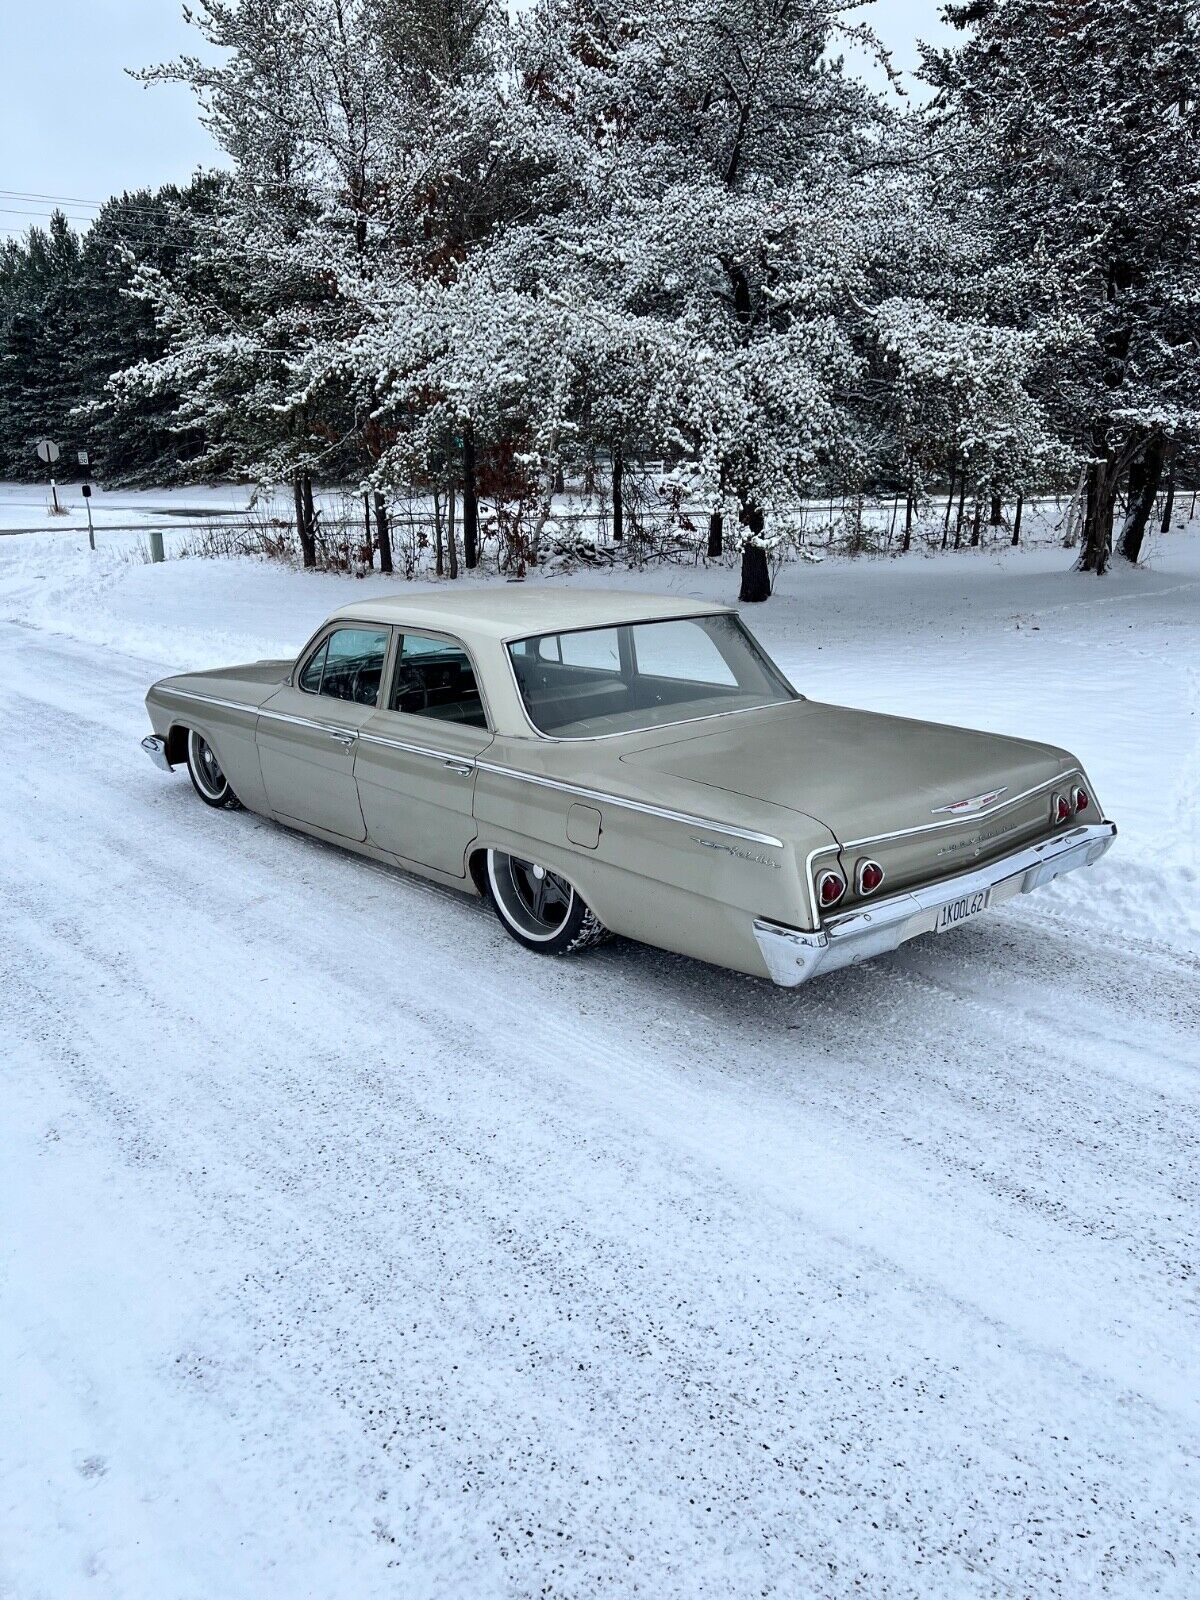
299, 628, 389, 706
510, 652, 748, 731
388, 635, 487, 727
508, 618, 790, 737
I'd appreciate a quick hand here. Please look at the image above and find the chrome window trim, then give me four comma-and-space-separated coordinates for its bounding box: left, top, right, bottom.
500, 612, 802, 745
475, 760, 785, 849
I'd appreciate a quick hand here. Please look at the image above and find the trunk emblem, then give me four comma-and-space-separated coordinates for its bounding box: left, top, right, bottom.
931, 787, 1008, 816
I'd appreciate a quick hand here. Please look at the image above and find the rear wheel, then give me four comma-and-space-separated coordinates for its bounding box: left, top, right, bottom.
485, 849, 608, 956
185, 728, 242, 810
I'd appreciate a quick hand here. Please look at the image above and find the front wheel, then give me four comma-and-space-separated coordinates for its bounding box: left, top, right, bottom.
485, 850, 608, 956
185, 728, 242, 810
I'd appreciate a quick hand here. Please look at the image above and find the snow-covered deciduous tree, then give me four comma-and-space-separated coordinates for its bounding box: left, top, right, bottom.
501, 0, 912, 597
120, 0, 517, 566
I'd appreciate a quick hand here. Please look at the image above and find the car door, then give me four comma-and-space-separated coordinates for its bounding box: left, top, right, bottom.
257, 623, 391, 840
354, 629, 493, 876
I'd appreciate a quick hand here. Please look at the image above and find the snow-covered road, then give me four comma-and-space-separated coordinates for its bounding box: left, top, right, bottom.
2, 525, 1198, 1597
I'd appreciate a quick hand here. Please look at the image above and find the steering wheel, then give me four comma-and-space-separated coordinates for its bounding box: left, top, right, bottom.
392, 663, 429, 712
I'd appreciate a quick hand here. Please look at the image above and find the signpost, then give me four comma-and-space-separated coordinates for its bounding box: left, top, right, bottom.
82, 483, 95, 551
35, 438, 62, 514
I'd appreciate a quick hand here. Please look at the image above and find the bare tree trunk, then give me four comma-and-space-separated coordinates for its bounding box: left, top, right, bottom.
372, 492, 393, 574
293, 472, 308, 564
902, 488, 914, 553
1011, 492, 1023, 547
707, 509, 723, 559
738, 506, 771, 602
462, 423, 479, 570
943, 460, 957, 537
970, 500, 982, 547
433, 487, 444, 577
612, 447, 623, 543
1079, 453, 1115, 574
1118, 429, 1166, 564
447, 484, 458, 579
953, 476, 967, 549
1159, 460, 1176, 534
294, 469, 316, 568
990, 492, 1002, 526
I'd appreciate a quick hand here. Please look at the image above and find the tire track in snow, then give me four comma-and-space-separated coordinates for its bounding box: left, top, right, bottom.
3, 623, 1199, 1598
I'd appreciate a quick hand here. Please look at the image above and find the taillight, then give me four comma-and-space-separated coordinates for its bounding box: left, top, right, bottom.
856, 859, 885, 895
817, 869, 846, 908
1053, 793, 1072, 825
1074, 786, 1089, 814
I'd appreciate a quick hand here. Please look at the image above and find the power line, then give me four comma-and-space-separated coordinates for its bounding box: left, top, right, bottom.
0, 188, 229, 224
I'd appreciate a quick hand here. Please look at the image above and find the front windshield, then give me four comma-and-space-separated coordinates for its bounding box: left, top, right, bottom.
508, 613, 798, 739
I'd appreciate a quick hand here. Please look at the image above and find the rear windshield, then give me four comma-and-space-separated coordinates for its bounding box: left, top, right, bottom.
508, 614, 797, 739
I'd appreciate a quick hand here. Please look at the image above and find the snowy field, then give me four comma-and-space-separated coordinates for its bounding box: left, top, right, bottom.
2, 510, 1198, 1598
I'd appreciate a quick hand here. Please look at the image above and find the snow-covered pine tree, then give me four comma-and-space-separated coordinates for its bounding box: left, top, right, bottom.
921, 0, 1200, 571
0, 214, 82, 482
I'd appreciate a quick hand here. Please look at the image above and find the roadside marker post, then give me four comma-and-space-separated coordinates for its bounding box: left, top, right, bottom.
81, 482, 95, 550
35, 437, 62, 513
149, 528, 165, 564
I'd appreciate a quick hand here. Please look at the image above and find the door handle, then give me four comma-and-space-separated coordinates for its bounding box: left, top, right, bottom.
328, 729, 357, 747
443, 759, 474, 776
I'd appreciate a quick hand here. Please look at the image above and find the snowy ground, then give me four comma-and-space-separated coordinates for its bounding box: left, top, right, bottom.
2, 511, 1198, 1598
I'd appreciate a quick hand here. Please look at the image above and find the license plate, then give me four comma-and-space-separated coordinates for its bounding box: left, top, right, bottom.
934, 888, 990, 933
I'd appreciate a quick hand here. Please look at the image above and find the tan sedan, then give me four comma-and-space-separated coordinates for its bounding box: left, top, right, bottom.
141, 589, 1116, 985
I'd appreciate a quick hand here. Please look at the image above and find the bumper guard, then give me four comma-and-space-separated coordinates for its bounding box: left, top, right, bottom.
141, 734, 173, 773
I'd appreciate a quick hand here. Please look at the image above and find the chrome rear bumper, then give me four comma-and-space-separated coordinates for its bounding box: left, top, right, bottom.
141, 734, 173, 772
754, 821, 1117, 987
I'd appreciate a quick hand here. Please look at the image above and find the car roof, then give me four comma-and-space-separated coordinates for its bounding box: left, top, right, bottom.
326, 586, 734, 641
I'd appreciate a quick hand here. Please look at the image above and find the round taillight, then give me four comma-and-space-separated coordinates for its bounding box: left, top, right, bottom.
818, 869, 846, 908
1054, 793, 1072, 825
857, 859, 885, 895
1074, 786, 1089, 813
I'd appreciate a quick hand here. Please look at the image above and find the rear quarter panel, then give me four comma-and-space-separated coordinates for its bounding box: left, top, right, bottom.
472, 739, 836, 979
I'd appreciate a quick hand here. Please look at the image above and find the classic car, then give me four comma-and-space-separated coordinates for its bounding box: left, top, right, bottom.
141, 589, 1116, 987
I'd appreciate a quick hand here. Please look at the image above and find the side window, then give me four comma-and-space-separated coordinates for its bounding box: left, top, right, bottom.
389, 633, 487, 728
298, 638, 328, 693
300, 627, 389, 705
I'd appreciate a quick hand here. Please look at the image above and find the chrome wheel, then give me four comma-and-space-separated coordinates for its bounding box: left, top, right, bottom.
489, 852, 576, 941
484, 849, 610, 957
185, 728, 241, 809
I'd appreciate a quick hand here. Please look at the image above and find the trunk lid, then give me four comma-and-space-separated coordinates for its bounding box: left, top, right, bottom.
618, 700, 1079, 896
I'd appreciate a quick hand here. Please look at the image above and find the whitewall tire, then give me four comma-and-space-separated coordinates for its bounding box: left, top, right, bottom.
185, 728, 242, 810
485, 849, 608, 956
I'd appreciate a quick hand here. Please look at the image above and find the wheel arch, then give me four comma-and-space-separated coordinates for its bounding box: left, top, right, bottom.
165, 723, 190, 766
